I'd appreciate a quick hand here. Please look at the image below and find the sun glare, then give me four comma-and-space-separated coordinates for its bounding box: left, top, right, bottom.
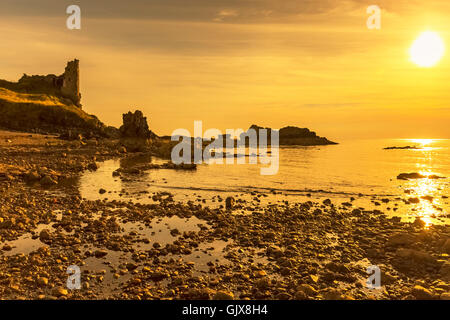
410, 31, 445, 67
410, 139, 434, 146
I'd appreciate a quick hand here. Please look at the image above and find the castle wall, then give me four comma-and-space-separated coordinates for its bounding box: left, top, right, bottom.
1, 59, 82, 108
61, 59, 81, 107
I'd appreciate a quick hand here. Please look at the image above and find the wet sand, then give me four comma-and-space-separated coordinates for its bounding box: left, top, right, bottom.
0, 130, 449, 300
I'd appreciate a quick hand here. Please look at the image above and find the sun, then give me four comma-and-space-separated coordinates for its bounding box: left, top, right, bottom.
410, 31, 445, 67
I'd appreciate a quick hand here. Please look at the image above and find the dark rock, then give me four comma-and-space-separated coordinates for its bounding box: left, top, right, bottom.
411, 285, 434, 300
40, 175, 57, 186
397, 173, 426, 180
225, 197, 235, 210
119, 110, 155, 139
94, 250, 108, 258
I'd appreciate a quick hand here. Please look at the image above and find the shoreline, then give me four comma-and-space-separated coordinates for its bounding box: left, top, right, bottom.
0, 130, 449, 300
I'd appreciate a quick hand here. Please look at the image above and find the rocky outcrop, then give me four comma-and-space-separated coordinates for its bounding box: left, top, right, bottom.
0, 60, 82, 108
0, 88, 108, 137
119, 110, 158, 152
384, 146, 421, 150
397, 173, 446, 180
242, 124, 337, 146
0, 60, 117, 137
119, 110, 156, 139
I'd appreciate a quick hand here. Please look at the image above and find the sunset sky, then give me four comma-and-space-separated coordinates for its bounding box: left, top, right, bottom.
0, 0, 449, 139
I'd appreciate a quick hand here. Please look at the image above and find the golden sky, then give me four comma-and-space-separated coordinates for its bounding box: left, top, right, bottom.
1, 0, 449, 139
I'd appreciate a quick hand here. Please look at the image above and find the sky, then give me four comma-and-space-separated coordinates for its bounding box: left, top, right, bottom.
0, 0, 450, 139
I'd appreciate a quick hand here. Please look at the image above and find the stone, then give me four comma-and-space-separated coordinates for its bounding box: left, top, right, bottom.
25, 171, 41, 182
52, 287, 68, 297
411, 285, 434, 300
94, 250, 108, 258
40, 175, 57, 186
387, 233, 416, 246
412, 217, 426, 228
294, 290, 308, 300
322, 289, 342, 300
213, 291, 234, 300
39, 229, 51, 241
440, 262, 450, 280
408, 197, 420, 204
442, 238, 450, 254
395, 248, 437, 265
297, 284, 317, 296
87, 162, 98, 171
397, 173, 426, 180
37, 277, 48, 286
148, 272, 168, 281
126, 263, 138, 271
225, 197, 235, 210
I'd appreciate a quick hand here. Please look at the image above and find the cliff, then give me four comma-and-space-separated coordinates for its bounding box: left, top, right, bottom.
0, 60, 112, 137
0, 87, 107, 137
0, 59, 82, 108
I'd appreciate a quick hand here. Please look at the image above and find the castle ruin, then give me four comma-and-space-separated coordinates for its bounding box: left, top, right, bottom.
60, 60, 81, 107
0, 59, 82, 108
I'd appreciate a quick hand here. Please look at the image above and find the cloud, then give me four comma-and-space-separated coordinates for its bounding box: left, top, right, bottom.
0, 0, 429, 23
213, 9, 239, 22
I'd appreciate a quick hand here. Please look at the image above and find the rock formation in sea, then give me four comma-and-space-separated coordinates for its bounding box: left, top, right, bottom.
247, 124, 337, 146
214, 124, 337, 146
119, 110, 158, 152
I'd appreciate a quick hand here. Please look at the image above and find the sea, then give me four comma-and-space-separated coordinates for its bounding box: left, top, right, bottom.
79, 138, 450, 226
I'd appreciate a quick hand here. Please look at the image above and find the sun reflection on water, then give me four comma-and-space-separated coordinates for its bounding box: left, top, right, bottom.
400, 139, 446, 227
414, 176, 439, 228
409, 139, 434, 146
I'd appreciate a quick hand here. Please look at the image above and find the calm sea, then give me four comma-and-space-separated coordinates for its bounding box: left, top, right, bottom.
79, 139, 450, 225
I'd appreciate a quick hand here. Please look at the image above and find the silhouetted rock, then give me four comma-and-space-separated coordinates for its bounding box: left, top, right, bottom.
397, 173, 446, 180
397, 173, 426, 180
245, 124, 337, 146
384, 146, 421, 150
119, 110, 155, 139
119, 110, 158, 152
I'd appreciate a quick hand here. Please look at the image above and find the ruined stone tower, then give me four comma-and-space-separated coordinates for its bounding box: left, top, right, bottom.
61, 59, 81, 108
3, 59, 82, 108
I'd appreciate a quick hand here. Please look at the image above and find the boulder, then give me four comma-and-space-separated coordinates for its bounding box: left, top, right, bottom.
397, 173, 426, 180
25, 171, 41, 182
94, 250, 108, 258
440, 262, 450, 280
40, 175, 57, 186
119, 110, 154, 139
441, 238, 450, 254
225, 197, 235, 210
213, 291, 234, 300
39, 229, 52, 241
297, 284, 317, 296
386, 233, 416, 247
393, 248, 438, 273
52, 287, 68, 297
411, 285, 434, 300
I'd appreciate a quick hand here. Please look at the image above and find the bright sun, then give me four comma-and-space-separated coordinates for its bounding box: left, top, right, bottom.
410, 31, 445, 67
